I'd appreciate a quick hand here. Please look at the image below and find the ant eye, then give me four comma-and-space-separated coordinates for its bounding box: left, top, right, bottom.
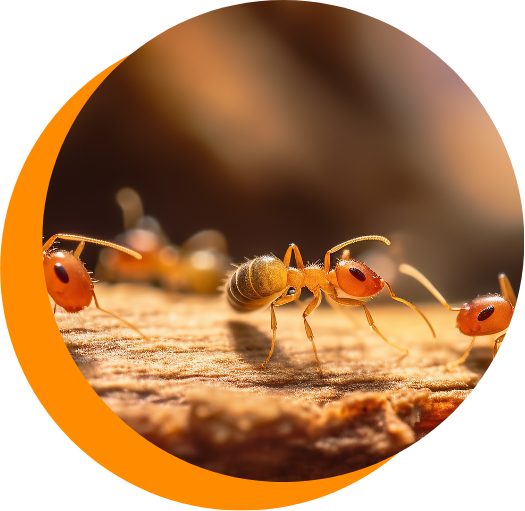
287, 287, 296, 296
477, 305, 495, 322
54, 263, 69, 284
349, 267, 366, 282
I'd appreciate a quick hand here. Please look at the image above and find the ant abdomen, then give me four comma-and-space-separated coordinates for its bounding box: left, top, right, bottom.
226, 255, 288, 312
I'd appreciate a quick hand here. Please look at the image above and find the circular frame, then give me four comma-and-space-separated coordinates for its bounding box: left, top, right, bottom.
1, 58, 390, 510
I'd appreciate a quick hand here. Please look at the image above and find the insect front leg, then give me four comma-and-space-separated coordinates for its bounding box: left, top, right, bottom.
493, 333, 505, 358
382, 280, 435, 337
327, 293, 408, 354
302, 290, 323, 373
92, 290, 151, 342
446, 337, 476, 369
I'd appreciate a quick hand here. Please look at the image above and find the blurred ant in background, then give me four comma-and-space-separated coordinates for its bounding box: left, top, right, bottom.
96, 188, 231, 294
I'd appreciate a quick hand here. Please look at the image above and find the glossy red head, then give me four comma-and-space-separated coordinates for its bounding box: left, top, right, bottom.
43, 250, 93, 312
334, 259, 384, 298
456, 295, 514, 336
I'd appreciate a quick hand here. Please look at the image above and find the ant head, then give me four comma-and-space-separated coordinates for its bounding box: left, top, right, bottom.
335, 259, 384, 298
43, 250, 93, 313
456, 295, 513, 336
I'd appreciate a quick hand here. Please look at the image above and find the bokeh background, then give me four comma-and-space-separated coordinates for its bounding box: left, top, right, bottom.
43, 1, 522, 302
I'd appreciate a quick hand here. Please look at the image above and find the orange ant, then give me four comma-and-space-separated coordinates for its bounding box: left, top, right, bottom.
43, 233, 150, 341
225, 236, 435, 372
399, 264, 516, 367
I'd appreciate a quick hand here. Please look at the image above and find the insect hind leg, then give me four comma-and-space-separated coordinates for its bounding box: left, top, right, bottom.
261, 303, 278, 368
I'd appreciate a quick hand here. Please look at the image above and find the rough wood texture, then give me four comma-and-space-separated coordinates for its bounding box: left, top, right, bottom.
57, 284, 492, 481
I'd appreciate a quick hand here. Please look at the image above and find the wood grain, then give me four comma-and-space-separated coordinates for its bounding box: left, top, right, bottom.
57, 284, 492, 481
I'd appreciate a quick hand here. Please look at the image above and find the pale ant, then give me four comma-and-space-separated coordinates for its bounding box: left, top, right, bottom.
43, 233, 150, 341
226, 236, 435, 373
97, 187, 230, 294
399, 264, 516, 367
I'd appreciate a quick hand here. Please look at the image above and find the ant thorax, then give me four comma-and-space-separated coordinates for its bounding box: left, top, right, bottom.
305, 264, 329, 291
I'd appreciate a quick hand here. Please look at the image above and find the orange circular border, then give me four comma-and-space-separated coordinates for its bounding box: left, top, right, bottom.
1, 59, 391, 509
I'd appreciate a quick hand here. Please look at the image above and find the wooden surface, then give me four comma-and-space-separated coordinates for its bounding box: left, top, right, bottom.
57, 284, 492, 481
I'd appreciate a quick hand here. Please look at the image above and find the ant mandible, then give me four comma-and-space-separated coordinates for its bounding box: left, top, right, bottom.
399, 264, 516, 367
226, 236, 435, 373
43, 233, 150, 341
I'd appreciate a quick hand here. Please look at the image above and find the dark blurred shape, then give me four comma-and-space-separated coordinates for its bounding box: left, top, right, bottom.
44, 1, 522, 301
96, 187, 231, 293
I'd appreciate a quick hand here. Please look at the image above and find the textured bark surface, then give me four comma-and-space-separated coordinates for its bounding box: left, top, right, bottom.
57, 284, 492, 481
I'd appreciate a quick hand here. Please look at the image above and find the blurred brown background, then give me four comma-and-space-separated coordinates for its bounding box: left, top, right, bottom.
43, 1, 522, 302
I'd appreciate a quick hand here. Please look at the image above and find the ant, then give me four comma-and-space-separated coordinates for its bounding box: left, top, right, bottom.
399, 264, 516, 367
226, 236, 435, 372
43, 233, 150, 341
97, 187, 230, 294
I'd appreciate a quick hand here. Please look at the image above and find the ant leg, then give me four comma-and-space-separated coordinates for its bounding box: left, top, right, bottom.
92, 291, 151, 342
493, 334, 505, 358
446, 338, 475, 369
324, 294, 359, 326
361, 303, 409, 354
261, 289, 303, 368
327, 294, 408, 354
383, 280, 436, 337
302, 290, 323, 373
261, 302, 278, 368
282, 244, 305, 270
